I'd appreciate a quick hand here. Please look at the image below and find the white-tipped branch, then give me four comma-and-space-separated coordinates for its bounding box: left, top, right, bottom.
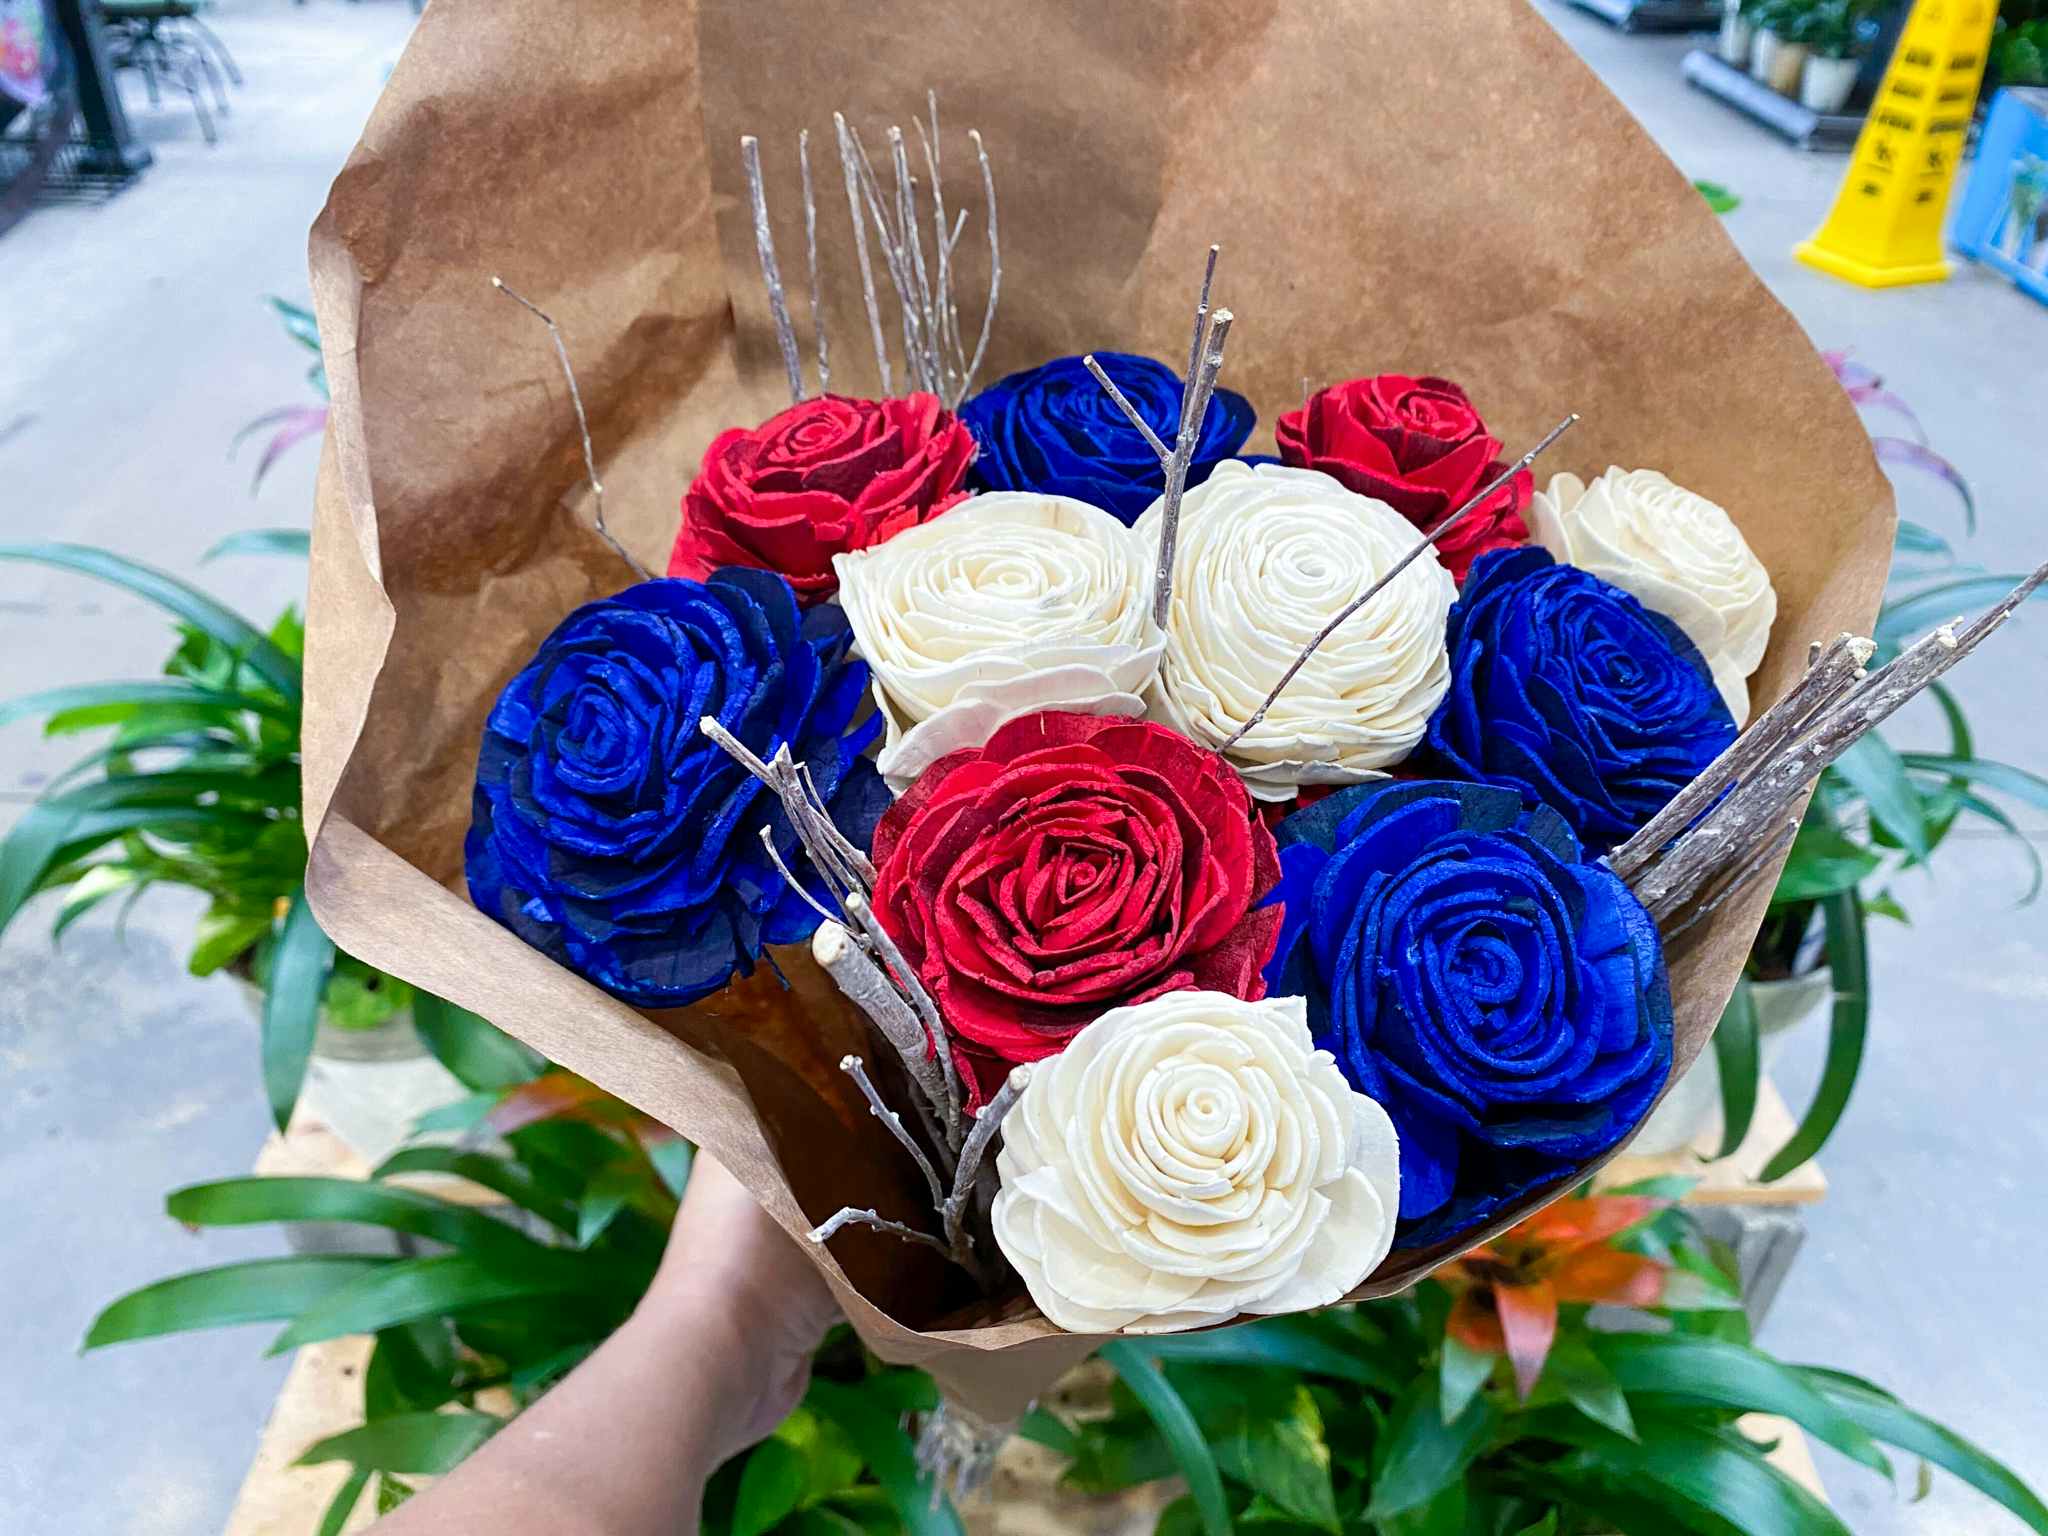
491, 278, 651, 582
814, 919, 960, 1148
807, 1206, 953, 1254
1220, 413, 1580, 750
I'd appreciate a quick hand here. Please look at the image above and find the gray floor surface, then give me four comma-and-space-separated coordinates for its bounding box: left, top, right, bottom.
1, 2, 2043, 1532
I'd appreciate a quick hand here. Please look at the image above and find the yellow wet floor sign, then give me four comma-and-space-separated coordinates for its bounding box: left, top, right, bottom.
1796, 0, 1997, 288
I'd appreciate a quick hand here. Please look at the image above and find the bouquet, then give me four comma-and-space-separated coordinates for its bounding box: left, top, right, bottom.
300, 0, 2037, 1476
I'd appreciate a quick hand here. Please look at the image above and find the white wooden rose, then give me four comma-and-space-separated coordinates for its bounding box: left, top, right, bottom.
831, 492, 1164, 790
992, 990, 1400, 1334
1529, 467, 1776, 725
1136, 461, 1455, 801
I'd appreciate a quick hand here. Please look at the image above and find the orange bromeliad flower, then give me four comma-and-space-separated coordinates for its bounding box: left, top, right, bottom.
1437, 1194, 1670, 1400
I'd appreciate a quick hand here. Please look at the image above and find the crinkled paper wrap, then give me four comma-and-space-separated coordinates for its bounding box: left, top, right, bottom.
302, 0, 1892, 1419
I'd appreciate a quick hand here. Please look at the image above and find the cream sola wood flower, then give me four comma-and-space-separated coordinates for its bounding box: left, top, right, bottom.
1136, 461, 1456, 800
831, 492, 1164, 789
992, 990, 1400, 1334
1530, 467, 1776, 725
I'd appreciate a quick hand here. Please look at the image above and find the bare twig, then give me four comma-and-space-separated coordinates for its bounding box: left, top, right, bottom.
1082, 354, 1173, 462
961, 128, 1000, 397
491, 278, 651, 582
842, 892, 961, 1125
696, 719, 871, 911
1152, 307, 1231, 630
1631, 558, 2048, 922
758, 825, 841, 928
942, 1063, 1031, 1263
1661, 817, 1801, 943
834, 113, 892, 395
1184, 245, 1220, 405
799, 128, 829, 395
797, 759, 877, 888
1220, 413, 1580, 749
813, 919, 960, 1148
1609, 633, 1874, 881
740, 136, 805, 407
842, 1054, 946, 1207
807, 1206, 953, 1255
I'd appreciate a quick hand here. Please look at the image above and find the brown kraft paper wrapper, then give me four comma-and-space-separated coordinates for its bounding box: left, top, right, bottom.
302, 0, 1893, 1419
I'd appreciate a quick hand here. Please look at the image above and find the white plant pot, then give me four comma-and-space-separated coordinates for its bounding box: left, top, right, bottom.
1750, 31, 1810, 96
1624, 967, 1833, 1159
1718, 11, 1754, 66
235, 980, 470, 1169
1800, 54, 1860, 113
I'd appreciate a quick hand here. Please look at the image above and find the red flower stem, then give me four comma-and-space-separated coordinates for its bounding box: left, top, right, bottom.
741, 135, 806, 408
1218, 413, 1579, 750
490, 278, 651, 582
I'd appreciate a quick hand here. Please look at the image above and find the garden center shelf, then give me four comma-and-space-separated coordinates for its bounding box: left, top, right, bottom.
1682, 48, 1871, 147
1566, 0, 1725, 32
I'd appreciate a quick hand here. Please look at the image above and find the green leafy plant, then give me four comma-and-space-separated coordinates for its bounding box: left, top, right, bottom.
83, 1005, 954, 1536
1039, 1192, 2048, 1536
1783, 0, 1877, 58
1713, 356, 2048, 1177
231, 298, 331, 494
0, 532, 414, 1126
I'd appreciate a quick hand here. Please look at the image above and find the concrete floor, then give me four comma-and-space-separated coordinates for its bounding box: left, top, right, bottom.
1, 2, 2044, 1532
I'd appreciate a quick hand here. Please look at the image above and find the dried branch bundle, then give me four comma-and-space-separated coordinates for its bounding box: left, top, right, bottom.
741, 92, 999, 408
1626, 559, 2048, 928
696, 718, 1043, 1285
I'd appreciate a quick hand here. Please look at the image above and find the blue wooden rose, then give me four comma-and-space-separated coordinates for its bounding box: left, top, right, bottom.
1422, 547, 1738, 852
958, 352, 1254, 524
465, 569, 887, 1007
1265, 779, 1673, 1248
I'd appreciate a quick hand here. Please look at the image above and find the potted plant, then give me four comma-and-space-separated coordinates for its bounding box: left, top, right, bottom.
1719, 0, 1758, 67
1030, 1192, 2048, 1534
1796, 0, 1871, 112
87, 1091, 2048, 1532
0, 534, 478, 1162
1631, 356, 2048, 1168
1749, 0, 1813, 95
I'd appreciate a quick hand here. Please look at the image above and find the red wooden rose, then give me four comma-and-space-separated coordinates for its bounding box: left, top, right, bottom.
871, 712, 1284, 1108
1275, 374, 1529, 583
668, 393, 976, 602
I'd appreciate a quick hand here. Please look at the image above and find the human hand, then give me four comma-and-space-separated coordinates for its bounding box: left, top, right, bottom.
636, 1154, 842, 1466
